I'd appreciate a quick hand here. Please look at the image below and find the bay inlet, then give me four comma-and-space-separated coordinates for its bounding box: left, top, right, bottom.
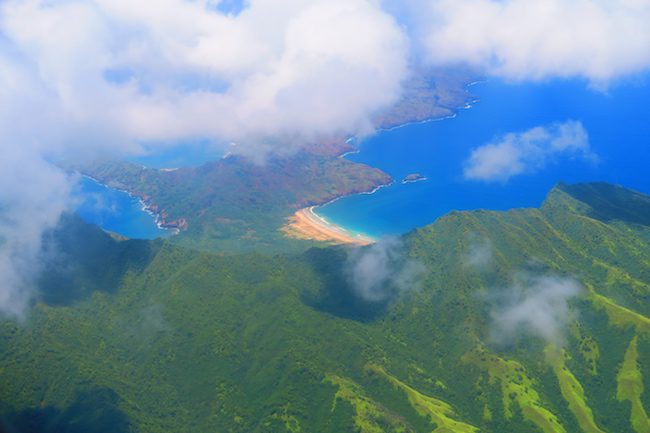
317, 77, 650, 238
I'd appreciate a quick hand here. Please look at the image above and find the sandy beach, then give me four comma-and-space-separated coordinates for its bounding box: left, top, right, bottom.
282, 207, 374, 246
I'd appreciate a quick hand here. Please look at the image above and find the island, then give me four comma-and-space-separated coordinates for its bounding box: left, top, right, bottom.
402, 173, 427, 184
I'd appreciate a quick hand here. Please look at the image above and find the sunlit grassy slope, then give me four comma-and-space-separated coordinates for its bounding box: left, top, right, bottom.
1, 182, 649, 432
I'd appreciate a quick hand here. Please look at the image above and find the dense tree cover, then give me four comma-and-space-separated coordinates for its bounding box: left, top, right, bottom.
1, 183, 649, 432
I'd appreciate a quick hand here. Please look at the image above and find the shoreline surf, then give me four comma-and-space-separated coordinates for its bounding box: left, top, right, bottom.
282, 207, 374, 246
308, 81, 482, 243
79, 175, 176, 236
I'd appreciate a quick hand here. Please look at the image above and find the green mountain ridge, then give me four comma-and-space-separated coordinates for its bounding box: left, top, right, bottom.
1, 182, 649, 433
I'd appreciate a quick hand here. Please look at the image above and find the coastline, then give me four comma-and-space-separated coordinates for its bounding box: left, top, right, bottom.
312, 79, 482, 242
80, 174, 179, 235
82, 77, 483, 245
402, 176, 428, 185
282, 207, 374, 246
281, 177, 392, 245
375, 96, 481, 134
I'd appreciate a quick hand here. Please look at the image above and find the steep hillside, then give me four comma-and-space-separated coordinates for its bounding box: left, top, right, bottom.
1, 183, 648, 433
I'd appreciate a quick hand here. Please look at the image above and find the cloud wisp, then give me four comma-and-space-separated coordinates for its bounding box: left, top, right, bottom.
463, 235, 494, 269
463, 120, 596, 182
345, 237, 425, 302
489, 274, 582, 346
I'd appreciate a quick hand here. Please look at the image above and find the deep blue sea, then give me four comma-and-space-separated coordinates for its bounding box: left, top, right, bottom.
74, 177, 169, 239
76, 76, 650, 239
318, 77, 650, 238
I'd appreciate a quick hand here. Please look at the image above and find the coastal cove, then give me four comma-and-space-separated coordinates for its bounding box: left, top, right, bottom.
74, 176, 170, 240
282, 207, 373, 246
317, 76, 650, 238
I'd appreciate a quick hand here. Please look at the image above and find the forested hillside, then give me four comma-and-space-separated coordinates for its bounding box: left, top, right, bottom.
1, 182, 648, 433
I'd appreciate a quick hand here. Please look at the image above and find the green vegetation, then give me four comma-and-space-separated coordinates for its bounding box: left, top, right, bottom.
573, 325, 600, 375
545, 346, 606, 433
463, 347, 566, 433
1, 182, 650, 432
589, 290, 650, 333
617, 336, 650, 433
326, 375, 413, 433
367, 364, 478, 433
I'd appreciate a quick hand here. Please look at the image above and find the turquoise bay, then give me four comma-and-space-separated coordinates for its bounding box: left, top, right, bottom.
318, 77, 650, 238
74, 176, 169, 240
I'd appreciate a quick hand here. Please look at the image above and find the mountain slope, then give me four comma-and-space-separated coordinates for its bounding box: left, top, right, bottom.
1, 182, 649, 433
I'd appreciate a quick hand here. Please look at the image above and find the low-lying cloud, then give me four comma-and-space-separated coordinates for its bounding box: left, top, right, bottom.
0, 154, 73, 319
463, 235, 494, 269
346, 237, 425, 302
489, 274, 582, 346
463, 120, 596, 182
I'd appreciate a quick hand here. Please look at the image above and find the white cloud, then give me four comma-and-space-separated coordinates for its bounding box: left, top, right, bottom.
419, 0, 650, 84
463, 120, 595, 182
490, 274, 582, 346
0, 0, 408, 151
346, 237, 425, 302
463, 236, 493, 268
0, 151, 72, 319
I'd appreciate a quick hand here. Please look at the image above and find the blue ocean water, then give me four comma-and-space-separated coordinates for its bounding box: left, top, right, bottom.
76, 76, 650, 240
74, 177, 169, 240
76, 140, 224, 239
318, 77, 650, 238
